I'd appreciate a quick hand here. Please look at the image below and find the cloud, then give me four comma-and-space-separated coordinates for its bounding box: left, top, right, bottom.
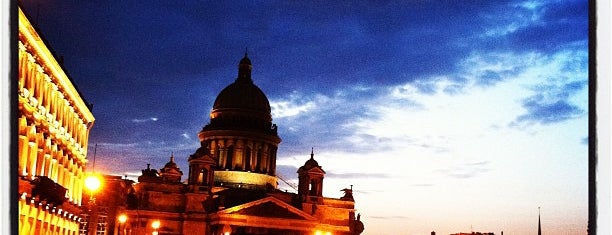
275, 165, 299, 181
509, 50, 587, 127
131, 117, 159, 123
94, 142, 139, 149
275, 164, 389, 181
270, 92, 317, 118
368, 215, 410, 220
458, 51, 537, 89
326, 171, 389, 179
438, 161, 491, 179
480, 0, 545, 38
512, 98, 583, 125
352, 189, 384, 195
272, 88, 389, 155
181, 133, 191, 139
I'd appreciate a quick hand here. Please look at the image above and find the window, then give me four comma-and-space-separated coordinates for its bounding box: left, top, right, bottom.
96, 214, 107, 235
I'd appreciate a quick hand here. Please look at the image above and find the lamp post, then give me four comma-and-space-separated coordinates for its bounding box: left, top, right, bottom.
84, 173, 102, 235
221, 224, 232, 235
84, 174, 101, 200
151, 220, 160, 235
115, 214, 127, 235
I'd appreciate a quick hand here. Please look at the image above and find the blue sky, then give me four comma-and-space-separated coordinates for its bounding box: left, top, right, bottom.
20, 1, 589, 234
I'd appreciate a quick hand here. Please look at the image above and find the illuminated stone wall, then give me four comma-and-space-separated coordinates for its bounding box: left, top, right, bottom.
202, 133, 280, 188
214, 170, 278, 189
17, 7, 95, 235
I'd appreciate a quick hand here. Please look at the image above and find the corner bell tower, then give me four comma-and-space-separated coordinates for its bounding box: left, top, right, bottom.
298, 149, 326, 203
187, 145, 216, 192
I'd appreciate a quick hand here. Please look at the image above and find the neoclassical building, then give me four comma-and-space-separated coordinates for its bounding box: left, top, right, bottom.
17, 7, 96, 235
121, 54, 364, 235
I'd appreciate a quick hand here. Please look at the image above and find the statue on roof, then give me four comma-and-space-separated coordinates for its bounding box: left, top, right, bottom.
341, 185, 354, 201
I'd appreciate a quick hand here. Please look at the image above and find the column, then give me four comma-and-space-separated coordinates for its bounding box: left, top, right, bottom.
19, 134, 29, 176
235, 139, 244, 170
261, 144, 269, 173
226, 139, 235, 169
269, 147, 277, 175
218, 140, 226, 169
210, 140, 217, 158
27, 140, 38, 179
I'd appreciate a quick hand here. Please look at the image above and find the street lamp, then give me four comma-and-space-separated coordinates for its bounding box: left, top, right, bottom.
118, 214, 127, 223
115, 214, 127, 235
84, 173, 102, 200
151, 220, 160, 235
222, 224, 232, 235
84, 173, 103, 235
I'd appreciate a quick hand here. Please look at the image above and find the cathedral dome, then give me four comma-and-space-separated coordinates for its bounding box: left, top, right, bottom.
203, 53, 277, 135
198, 52, 281, 190
212, 80, 271, 115
211, 52, 271, 119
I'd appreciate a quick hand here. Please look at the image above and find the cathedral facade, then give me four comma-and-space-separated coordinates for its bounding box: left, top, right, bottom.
121, 54, 364, 235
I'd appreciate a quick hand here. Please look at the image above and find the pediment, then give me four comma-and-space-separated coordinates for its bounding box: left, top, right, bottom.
217, 196, 316, 220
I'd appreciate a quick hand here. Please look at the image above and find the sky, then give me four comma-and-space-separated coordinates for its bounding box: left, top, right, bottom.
18, 1, 589, 234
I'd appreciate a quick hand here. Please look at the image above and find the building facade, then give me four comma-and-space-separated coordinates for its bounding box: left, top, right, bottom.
79, 175, 134, 235
119, 54, 365, 235
17, 7, 96, 235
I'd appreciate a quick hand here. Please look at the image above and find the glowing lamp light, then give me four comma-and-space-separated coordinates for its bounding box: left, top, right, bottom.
314, 230, 331, 235
151, 220, 161, 229
222, 224, 232, 235
84, 174, 101, 192
118, 214, 127, 224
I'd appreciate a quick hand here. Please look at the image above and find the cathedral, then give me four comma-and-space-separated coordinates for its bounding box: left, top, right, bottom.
119, 54, 365, 235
